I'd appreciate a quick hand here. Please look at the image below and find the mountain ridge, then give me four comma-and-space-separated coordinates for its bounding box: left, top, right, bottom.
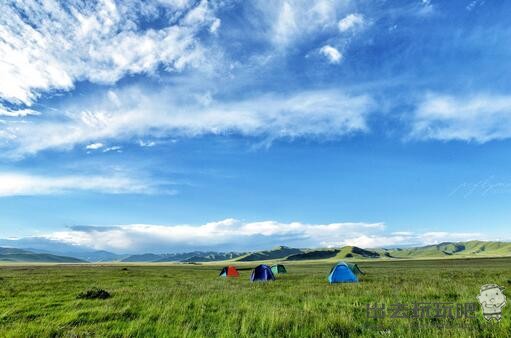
0, 247, 86, 263
2, 240, 510, 263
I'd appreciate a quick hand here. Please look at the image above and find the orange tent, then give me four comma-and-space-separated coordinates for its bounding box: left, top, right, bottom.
219, 266, 239, 277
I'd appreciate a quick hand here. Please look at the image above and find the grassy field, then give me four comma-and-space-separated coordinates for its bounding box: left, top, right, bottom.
0, 258, 510, 337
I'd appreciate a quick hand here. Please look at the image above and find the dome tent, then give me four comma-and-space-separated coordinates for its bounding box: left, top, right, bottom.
328, 261, 358, 283
250, 264, 275, 282
219, 266, 239, 277
346, 262, 364, 276
271, 264, 287, 275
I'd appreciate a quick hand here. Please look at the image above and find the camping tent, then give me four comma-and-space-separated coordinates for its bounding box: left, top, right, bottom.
219, 266, 240, 277
271, 264, 287, 275
328, 262, 358, 283
250, 264, 275, 282
346, 262, 364, 276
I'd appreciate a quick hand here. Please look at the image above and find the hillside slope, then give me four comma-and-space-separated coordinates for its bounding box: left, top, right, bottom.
286, 249, 340, 260
236, 246, 303, 261
286, 246, 380, 261
381, 241, 511, 258
0, 247, 85, 263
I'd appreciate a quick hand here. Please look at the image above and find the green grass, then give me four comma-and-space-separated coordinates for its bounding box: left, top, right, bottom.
0, 258, 510, 337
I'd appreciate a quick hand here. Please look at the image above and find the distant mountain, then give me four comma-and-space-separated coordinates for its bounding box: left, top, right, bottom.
286, 249, 340, 260
337, 246, 380, 258
236, 246, 303, 261
0, 237, 126, 262
121, 253, 165, 262
117, 241, 511, 263
0, 247, 85, 263
28, 248, 125, 262
1, 239, 510, 263
182, 252, 245, 262
285, 246, 380, 261
0, 237, 123, 262
121, 251, 246, 263
379, 241, 511, 258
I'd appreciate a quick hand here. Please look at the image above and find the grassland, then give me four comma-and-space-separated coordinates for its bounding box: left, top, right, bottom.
0, 258, 510, 337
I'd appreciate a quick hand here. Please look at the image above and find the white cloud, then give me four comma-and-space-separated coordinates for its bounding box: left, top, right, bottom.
411, 93, 511, 142
85, 143, 104, 150
418, 0, 434, 16
138, 140, 156, 147
0, 0, 217, 105
45, 219, 385, 252
0, 87, 374, 157
319, 45, 342, 64
0, 105, 41, 117
267, 0, 346, 47
0, 172, 163, 196
418, 232, 482, 245
210, 18, 221, 33
329, 231, 483, 248
338, 13, 365, 32
466, 0, 484, 11
273, 2, 298, 46
103, 145, 122, 153
39, 218, 486, 253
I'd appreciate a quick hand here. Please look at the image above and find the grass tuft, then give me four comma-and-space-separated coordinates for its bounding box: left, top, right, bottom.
76, 287, 111, 300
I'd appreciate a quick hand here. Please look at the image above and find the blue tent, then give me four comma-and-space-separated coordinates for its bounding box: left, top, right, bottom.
250, 264, 275, 282
328, 262, 358, 283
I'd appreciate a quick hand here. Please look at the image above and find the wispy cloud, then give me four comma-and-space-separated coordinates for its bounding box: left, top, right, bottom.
0, 172, 167, 196
138, 140, 156, 147
265, 0, 348, 47
411, 93, 511, 142
102, 145, 122, 153
0, 87, 374, 157
319, 45, 342, 64
338, 13, 365, 32
85, 143, 104, 150
0, 105, 41, 117
327, 231, 484, 249
0, 0, 217, 105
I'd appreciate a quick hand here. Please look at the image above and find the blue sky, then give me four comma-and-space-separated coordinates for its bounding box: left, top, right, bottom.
1, 0, 511, 253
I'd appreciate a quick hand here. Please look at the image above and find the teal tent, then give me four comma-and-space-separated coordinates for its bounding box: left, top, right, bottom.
271, 264, 287, 275
346, 263, 364, 276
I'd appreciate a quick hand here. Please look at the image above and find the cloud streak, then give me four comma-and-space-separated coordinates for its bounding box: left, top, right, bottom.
0, 172, 166, 196
0, 87, 374, 157
411, 93, 511, 142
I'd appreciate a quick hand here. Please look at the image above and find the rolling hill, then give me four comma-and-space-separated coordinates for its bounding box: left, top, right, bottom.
0, 247, 85, 263
233, 241, 511, 262
285, 246, 381, 261
235, 246, 303, 261
336, 246, 380, 259
379, 241, 511, 258
286, 249, 340, 260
